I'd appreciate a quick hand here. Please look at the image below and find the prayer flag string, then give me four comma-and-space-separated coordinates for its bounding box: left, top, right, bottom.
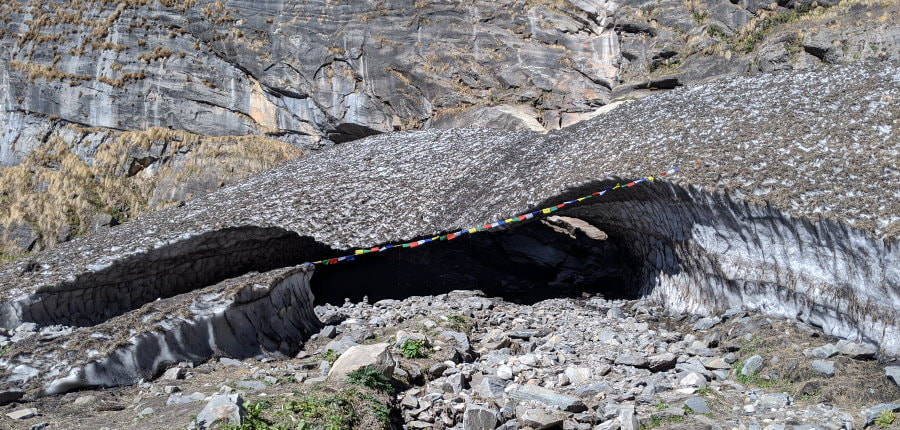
303, 168, 679, 268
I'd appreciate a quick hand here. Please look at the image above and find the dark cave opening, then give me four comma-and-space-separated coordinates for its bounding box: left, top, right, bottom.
310, 216, 641, 306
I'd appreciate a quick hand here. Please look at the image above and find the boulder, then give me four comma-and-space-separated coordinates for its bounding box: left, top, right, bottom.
327, 343, 395, 382
807, 343, 838, 359
684, 397, 711, 414
463, 405, 499, 430
811, 360, 835, 377
508, 384, 587, 412
614, 354, 648, 368
741, 355, 764, 376
196, 394, 243, 429
646, 353, 677, 371
886, 366, 900, 386
516, 404, 567, 429
835, 340, 877, 360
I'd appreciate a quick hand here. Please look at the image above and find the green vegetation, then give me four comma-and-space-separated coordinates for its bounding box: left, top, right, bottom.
222, 401, 273, 430
399, 339, 429, 359
641, 413, 687, 429
654, 402, 669, 411
696, 386, 713, 396
0, 344, 12, 355
222, 392, 359, 430
707, 4, 819, 53
447, 314, 474, 333
322, 349, 340, 364
875, 410, 895, 428
347, 367, 395, 394
734, 361, 782, 389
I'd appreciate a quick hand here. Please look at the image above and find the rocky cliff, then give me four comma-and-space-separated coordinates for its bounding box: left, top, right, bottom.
0, 62, 895, 397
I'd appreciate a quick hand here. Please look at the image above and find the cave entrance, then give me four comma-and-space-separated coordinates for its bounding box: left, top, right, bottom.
310, 216, 640, 306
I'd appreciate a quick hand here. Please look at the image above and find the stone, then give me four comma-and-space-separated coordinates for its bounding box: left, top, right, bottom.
463, 405, 499, 430
646, 353, 677, 371
0, 390, 25, 406
575, 382, 614, 398
160, 367, 185, 380
835, 340, 877, 360
508, 384, 587, 412
7, 408, 38, 420
219, 358, 243, 366
444, 373, 468, 394
507, 329, 550, 340
614, 354, 648, 368
811, 360, 835, 377
564, 367, 592, 386
741, 355, 764, 376
481, 329, 512, 351
475, 376, 507, 399
595, 420, 622, 430
680, 372, 708, 388
607, 307, 626, 319
324, 337, 360, 355
29, 423, 49, 430
886, 366, 900, 386
807, 343, 838, 359
138, 407, 154, 417
684, 397, 711, 414
327, 343, 395, 382
401, 394, 418, 409
429, 362, 449, 378
702, 357, 731, 370
235, 380, 267, 390
517, 405, 567, 429
196, 394, 243, 429
617, 405, 639, 430
320, 325, 338, 339
497, 365, 514, 380
759, 393, 791, 410
692, 317, 721, 331
73, 395, 96, 406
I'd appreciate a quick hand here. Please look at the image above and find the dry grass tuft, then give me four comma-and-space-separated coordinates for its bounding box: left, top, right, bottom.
0, 127, 302, 255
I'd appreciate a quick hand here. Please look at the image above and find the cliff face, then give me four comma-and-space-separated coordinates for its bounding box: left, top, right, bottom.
2, 0, 897, 155
0, 63, 895, 395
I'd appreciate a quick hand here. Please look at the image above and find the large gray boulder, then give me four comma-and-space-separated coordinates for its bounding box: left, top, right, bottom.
196, 394, 243, 429
327, 343, 396, 382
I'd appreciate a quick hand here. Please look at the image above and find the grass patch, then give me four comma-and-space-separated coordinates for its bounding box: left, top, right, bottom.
654, 402, 669, 411
447, 314, 474, 334
346, 367, 396, 394
222, 401, 273, 430
399, 339, 429, 359
875, 410, 895, 428
696, 386, 713, 396
322, 349, 340, 364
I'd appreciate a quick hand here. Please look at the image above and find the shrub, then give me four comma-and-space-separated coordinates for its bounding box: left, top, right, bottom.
347, 367, 395, 393
400, 339, 429, 359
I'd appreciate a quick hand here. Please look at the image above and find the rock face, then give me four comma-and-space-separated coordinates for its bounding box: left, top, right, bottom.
0, 63, 897, 396
0, 0, 622, 153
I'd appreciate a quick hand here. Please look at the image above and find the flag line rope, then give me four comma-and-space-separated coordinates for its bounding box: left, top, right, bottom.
302, 167, 679, 268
